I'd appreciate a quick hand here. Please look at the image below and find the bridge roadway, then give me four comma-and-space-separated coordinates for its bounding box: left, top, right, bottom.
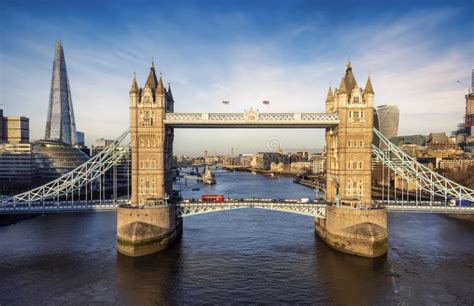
0, 198, 473, 215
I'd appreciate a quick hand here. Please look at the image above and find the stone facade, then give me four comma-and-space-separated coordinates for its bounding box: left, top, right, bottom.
129, 64, 174, 205
320, 62, 387, 258
117, 63, 180, 257
2, 116, 29, 144
117, 206, 182, 257
326, 62, 374, 207
315, 206, 387, 258
439, 157, 474, 171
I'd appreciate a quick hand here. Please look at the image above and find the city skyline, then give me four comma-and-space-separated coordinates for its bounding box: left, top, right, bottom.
1, 2, 474, 302
1, 0, 473, 154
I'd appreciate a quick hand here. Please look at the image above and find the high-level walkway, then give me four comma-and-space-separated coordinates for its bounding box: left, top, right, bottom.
164, 112, 339, 128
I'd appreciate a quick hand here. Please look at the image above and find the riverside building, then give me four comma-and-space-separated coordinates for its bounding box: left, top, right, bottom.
0, 109, 29, 144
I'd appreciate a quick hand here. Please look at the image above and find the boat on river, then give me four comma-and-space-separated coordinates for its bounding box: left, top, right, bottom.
202, 166, 216, 185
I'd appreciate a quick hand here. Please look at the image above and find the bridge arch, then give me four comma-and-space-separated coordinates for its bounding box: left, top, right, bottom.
176, 202, 327, 219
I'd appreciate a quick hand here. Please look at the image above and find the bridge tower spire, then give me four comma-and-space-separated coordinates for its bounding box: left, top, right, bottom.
325, 84, 334, 113
117, 62, 181, 257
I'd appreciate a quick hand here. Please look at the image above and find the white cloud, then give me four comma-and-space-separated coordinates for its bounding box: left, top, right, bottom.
0, 7, 471, 155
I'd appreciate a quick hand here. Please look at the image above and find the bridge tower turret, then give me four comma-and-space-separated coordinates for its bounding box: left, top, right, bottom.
325, 84, 334, 113
164, 83, 175, 197
318, 61, 387, 258
117, 62, 182, 257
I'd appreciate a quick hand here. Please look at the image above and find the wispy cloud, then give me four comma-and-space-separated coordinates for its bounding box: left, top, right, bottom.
0, 2, 472, 154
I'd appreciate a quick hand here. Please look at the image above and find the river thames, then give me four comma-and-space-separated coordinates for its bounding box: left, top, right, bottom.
0, 169, 473, 304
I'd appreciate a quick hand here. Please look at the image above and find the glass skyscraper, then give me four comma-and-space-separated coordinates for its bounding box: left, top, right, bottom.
44, 41, 78, 145
376, 105, 400, 140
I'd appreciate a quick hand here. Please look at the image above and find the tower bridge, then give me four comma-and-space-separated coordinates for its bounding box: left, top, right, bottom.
1, 61, 473, 259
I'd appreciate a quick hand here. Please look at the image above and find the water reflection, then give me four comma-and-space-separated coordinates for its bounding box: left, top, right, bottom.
116, 246, 182, 305
314, 238, 393, 305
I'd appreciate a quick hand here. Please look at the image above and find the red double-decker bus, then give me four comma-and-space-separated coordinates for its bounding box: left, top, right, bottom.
201, 194, 225, 202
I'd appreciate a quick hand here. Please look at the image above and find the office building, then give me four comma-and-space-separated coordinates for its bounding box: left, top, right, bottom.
0, 109, 29, 144
0, 143, 36, 183
376, 105, 399, 140
44, 41, 79, 145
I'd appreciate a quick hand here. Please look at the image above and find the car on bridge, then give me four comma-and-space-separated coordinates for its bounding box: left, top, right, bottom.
448, 199, 473, 207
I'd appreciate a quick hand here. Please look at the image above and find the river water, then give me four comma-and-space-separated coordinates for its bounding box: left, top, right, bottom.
0, 169, 473, 304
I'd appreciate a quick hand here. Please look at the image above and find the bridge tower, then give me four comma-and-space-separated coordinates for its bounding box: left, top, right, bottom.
117, 62, 182, 257
317, 62, 387, 258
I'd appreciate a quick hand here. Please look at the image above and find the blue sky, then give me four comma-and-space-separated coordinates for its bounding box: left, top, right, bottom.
0, 0, 473, 154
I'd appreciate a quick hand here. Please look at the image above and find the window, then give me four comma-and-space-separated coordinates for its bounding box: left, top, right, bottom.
353, 96, 360, 104
347, 179, 353, 196
348, 140, 351, 147
359, 162, 363, 169
347, 162, 352, 170
359, 141, 363, 147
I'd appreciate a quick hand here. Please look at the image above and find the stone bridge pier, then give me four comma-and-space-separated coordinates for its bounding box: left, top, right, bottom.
317, 62, 387, 257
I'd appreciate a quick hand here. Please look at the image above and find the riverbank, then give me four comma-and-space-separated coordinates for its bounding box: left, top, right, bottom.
221, 166, 297, 178
445, 214, 474, 222
293, 178, 325, 191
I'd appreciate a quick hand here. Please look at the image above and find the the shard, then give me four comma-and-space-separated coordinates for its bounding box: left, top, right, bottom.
45, 41, 78, 145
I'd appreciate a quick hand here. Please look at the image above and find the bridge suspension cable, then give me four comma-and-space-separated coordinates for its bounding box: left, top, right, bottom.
2, 126, 473, 211
372, 128, 474, 204
1, 129, 130, 206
